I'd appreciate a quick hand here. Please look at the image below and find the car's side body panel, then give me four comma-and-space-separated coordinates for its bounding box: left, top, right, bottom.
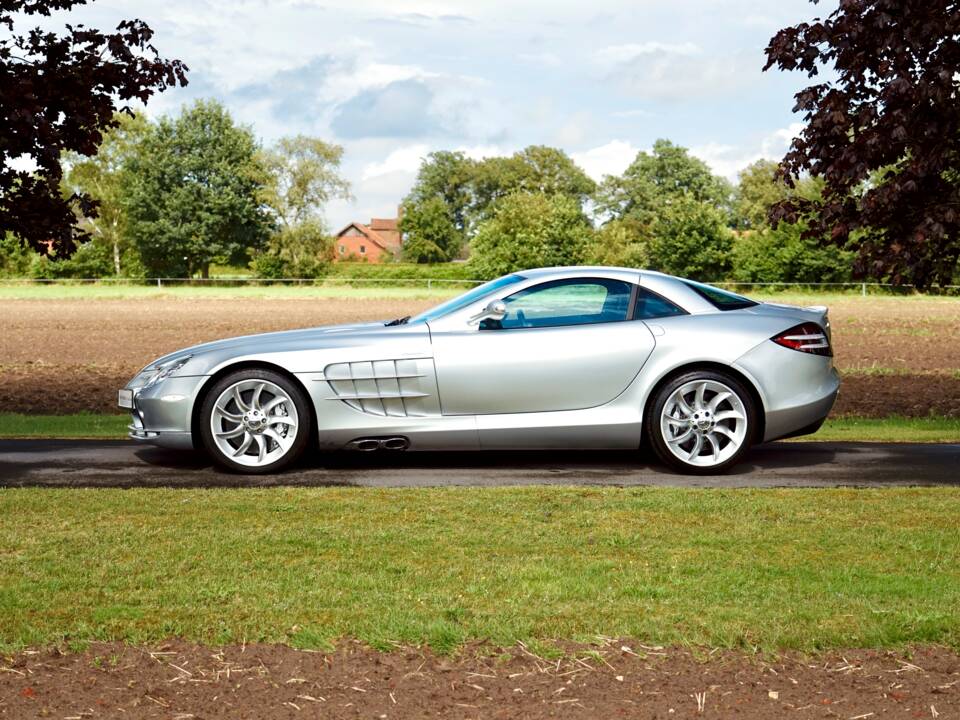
429, 320, 656, 415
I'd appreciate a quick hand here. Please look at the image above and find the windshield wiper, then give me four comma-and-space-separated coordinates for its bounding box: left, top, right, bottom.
385, 315, 410, 326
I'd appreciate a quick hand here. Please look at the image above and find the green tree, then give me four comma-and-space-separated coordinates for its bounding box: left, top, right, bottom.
252, 135, 350, 277
405, 151, 475, 232
469, 192, 594, 279
62, 112, 151, 276
731, 159, 852, 282
731, 223, 852, 284
584, 218, 649, 268
734, 160, 785, 230
31, 239, 115, 279
122, 100, 272, 278
648, 195, 733, 281
400, 197, 460, 263
470, 146, 596, 223
400, 151, 476, 259
251, 220, 333, 279
0, 233, 36, 278
596, 139, 733, 225
259, 136, 351, 228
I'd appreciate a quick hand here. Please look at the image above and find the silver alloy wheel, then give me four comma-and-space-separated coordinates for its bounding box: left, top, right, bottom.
209, 379, 300, 468
660, 379, 748, 468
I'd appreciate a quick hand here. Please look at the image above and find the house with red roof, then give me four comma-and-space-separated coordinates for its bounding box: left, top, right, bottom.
333, 216, 401, 263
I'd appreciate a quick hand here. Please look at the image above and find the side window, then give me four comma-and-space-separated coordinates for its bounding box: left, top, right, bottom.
634, 287, 687, 320
482, 278, 633, 330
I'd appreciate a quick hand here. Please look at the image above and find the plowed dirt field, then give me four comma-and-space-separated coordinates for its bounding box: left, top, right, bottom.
1, 296, 957, 415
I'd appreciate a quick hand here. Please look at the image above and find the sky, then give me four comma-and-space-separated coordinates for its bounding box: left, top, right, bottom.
29, 0, 829, 229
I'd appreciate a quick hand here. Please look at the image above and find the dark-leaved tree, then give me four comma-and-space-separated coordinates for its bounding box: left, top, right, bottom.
0, 0, 187, 256
765, 0, 960, 288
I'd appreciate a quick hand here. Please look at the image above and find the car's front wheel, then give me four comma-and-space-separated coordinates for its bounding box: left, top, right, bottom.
646, 370, 757, 475
200, 369, 312, 474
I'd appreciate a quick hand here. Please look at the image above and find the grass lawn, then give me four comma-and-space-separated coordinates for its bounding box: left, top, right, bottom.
0, 486, 958, 653
0, 413, 129, 439
0, 413, 957, 443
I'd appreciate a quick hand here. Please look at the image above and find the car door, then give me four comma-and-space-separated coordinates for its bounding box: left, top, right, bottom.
428, 277, 656, 415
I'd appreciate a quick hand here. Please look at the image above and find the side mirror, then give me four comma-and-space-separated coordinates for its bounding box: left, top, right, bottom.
468, 299, 507, 326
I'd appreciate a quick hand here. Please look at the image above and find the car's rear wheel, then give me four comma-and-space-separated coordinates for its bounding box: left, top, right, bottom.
200, 369, 311, 474
646, 370, 757, 475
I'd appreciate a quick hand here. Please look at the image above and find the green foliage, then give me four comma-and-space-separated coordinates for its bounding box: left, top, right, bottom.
400, 197, 460, 263
731, 224, 853, 284
404, 150, 474, 238
591, 140, 734, 279
0, 233, 36, 277
122, 100, 272, 278
648, 195, 733, 281
730, 159, 851, 283
471, 146, 596, 218
584, 218, 649, 268
469, 192, 593, 279
31, 240, 115, 279
733, 160, 785, 230
596, 139, 733, 225
259, 135, 351, 228
401, 146, 596, 261
62, 112, 151, 277
251, 220, 333, 279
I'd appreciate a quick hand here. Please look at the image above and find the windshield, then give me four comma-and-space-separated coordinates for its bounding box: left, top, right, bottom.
409, 274, 526, 324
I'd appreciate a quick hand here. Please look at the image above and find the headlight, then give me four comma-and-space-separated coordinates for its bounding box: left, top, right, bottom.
142, 355, 193, 390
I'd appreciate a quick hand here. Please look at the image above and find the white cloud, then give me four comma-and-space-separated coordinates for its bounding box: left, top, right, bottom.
553, 112, 593, 147
611, 50, 760, 102
595, 41, 701, 66
457, 144, 511, 160
518, 51, 562, 67
571, 140, 640, 181
691, 123, 803, 179
361, 144, 430, 179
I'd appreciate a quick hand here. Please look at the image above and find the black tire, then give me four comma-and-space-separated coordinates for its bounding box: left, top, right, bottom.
199, 368, 312, 474
645, 369, 758, 475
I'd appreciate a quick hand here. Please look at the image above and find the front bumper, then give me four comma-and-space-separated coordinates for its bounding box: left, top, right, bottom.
120, 375, 206, 450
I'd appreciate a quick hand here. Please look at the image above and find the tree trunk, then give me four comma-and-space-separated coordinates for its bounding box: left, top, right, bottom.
201, 264, 210, 279
113, 240, 121, 276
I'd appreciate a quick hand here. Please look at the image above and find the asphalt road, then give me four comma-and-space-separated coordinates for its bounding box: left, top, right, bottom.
0, 439, 957, 488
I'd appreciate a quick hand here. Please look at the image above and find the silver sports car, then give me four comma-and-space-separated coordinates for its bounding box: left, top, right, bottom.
119, 266, 839, 475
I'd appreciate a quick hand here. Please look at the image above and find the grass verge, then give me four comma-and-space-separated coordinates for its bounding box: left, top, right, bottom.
0, 413, 957, 442
0, 413, 129, 439
0, 486, 958, 653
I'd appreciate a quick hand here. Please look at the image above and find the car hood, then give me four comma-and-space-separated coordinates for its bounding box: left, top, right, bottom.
141, 320, 393, 372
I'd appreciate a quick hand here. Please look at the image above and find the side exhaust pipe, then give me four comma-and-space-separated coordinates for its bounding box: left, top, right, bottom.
347, 436, 409, 452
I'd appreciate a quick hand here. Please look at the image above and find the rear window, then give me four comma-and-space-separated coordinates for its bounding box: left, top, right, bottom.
682, 280, 757, 311
634, 287, 687, 319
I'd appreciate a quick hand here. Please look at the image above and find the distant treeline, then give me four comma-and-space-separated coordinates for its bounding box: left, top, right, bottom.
1, 99, 857, 284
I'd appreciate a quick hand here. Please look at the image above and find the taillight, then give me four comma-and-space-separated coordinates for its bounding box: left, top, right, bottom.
771, 323, 832, 357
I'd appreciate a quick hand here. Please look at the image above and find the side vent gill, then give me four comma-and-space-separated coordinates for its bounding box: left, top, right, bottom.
325, 359, 432, 417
